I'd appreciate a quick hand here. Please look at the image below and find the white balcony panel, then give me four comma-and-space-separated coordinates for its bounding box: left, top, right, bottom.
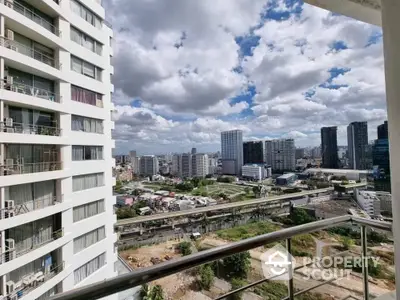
69, 41, 106, 71
0, 170, 70, 188
68, 101, 107, 120
67, 71, 108, 96
0, 132, 66, 145
69, 131, 108, 146
1, 4, 65, 49
71, 212, 107, 239
70, 160, 107, 177
0, 47, 64, 81
110, 121, 115, 130
0, 201, 70, 231
0, 89, 66, 113
77, 0, 105, 20
0, 234, 70, 276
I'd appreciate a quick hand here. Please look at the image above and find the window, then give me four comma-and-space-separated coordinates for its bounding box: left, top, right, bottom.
73, 199, 105, 222
73, 226, 105, 253
74, 253, 106, 284
70, 0, 102, 29
72, 146, 103, 161
71, 115, 103, 133
71, 85, 103, 106
70, 56, 102, 81
72, 173, 104, 192
70, 27, 103, 55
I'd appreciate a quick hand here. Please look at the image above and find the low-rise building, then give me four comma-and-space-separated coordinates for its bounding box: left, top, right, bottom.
355, 190, 392, 216
276, 173, 297, 185
242, 164, 264, 181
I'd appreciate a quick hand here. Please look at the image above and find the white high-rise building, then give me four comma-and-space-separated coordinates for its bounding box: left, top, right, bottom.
0, 1, 117, 300
139, 156, 159, 177
265, 139, 296, 172
221, 130, 243, 176
192, 153, 209, 178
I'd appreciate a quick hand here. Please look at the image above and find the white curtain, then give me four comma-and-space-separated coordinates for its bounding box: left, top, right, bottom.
72, 146, 84, 161
8, 183, 33, 207
70, 0, 81, 17
34, 181, 55, 210
72, 173, 104, 192
70, 27, 81, 44
83, 62, 95, 78
74, 253, 106, 285
73, 200, 104, 222
71, 56, 82, 73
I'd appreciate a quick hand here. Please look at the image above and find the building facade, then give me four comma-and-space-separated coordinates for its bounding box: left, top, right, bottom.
243, 141, 264, 165
139, 156, 159, 177
347, 121, 368, 169
373, 121, 390, 192
295, 148, 305, 160
0, 1, 117, 299
378, 120, 388, 140
191, 153, 209, 178
180, 153, 192, 178
221, 130, 243, 176
242, 164, 264, 181
265, 139, 295, 172
321, 126, 339, 169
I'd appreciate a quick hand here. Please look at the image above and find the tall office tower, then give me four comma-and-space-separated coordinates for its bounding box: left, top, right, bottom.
171, 154, 181, 176
264, 140, 272, 166
180, 153, 192, 178
221, 130, 243, 175
243, 141, 264, 165
129, 150, 137, 172
310, 146, 321, 159
191, 153, 209, 177
377, 120, 388, 140
139, 156, 159, 176
321, 127, 339, 168
265, 139, 296, 172
347, 121, 368, 169
0, 1, 117, 299
295, 148, 305, 160
191, 148, 197, 155
129, 150, 136, 159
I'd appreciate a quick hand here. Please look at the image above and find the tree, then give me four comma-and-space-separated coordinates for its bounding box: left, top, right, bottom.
218, 192, 228, 200
175, 182, 194, 192
341, 236, 354, 250
253, 186, 262, 197
220, 252, 251, 279
191, 177, 201, 187
244, 187, 250, 194
291, 208, 316, 225
139, 284, 150, 299
116, 207, 136, 219
228, 278, 247, 300
198, 264, 214, 290
201, 191, 209, 197
148, 285, 164, 300
178, 241, 192, 256
217, 176, 235, 183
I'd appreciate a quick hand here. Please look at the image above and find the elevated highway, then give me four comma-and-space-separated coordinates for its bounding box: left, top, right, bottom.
116, 187, 334, 226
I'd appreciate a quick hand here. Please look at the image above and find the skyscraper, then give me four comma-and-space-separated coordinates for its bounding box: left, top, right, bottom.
0, 1, 117, 299
191, 147, 197, 155
378, 121, 388, 140
265, 139, 296, 172
139, 155, 159, 176
321, 127, 339, 168
347, 121, 368, 169
221, 130, 243, 175
191, 153, 209, 177
243, 141, 264, 165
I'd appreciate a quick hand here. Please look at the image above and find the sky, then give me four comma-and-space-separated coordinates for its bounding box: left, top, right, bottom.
105, 0, 387, 155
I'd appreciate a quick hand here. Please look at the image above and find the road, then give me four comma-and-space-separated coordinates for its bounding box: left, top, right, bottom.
116, 187, 334, 226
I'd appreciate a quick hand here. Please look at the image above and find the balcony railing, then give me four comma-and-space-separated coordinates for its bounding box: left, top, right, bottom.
0, 122, 62, 136
49, 215, 393, 300
0, 228, 64, 265
0, 195, 63, 220
8, 261, 65, 299
3, 0, 62, 36
0, 161, 62, 176
0, 37, 60, 69
1, 79, 61, 103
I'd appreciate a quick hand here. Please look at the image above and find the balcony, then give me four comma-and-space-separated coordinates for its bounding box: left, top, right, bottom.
0, 228, 63, 265
3, 0, 61, 36
0, 194, 63, 220
48, 216, 393, 300
0, 37, 60, 69
1, 162, 62, 176
0, 122, 61, 136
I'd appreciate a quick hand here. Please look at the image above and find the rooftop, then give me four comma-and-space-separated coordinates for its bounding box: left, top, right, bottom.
306, 168, 369, 175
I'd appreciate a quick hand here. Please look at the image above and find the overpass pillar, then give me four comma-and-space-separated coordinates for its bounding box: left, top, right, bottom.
139, 223, 143, 235
382, 1, 400, 298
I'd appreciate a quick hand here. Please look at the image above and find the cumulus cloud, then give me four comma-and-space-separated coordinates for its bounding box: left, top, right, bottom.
106, 0, 387, 154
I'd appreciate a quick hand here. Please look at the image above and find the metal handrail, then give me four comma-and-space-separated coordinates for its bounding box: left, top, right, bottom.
0, 37, 60, 69
1, 80, 61, 102
49, 216, 392, 300
0, 121, 62, 136
0, 194, 63, 220
3, 0, 62, 36
0, 161, 62, 175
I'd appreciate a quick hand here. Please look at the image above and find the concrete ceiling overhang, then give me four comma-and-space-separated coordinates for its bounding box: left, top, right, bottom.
304, 0, 382, 26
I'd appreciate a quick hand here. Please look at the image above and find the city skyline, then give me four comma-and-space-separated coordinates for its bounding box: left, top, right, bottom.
106, 0, 386, 155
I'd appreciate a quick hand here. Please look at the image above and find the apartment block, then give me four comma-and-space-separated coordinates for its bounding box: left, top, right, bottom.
265, 139, 295, 172
0, 1, 117, 299
191, 153, 209, 178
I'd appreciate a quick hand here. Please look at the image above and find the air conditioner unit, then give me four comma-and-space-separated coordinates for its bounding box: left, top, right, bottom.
5, 238, 15, 250
9, 45, 17, 52
6, 128, 14, 133
5, 29, 14, 41
5, 76, 13, 85
6, 281, 15, 295
5, 200, 14, 209
5, 211, 15, 218
9, 294, 18, 300
5, 117, 13, 127
5, 158, 14, 167
5, 0, 13, 9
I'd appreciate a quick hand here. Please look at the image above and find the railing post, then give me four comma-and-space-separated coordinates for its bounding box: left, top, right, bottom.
361, 225, 369, 300
286, 238, 294, 300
